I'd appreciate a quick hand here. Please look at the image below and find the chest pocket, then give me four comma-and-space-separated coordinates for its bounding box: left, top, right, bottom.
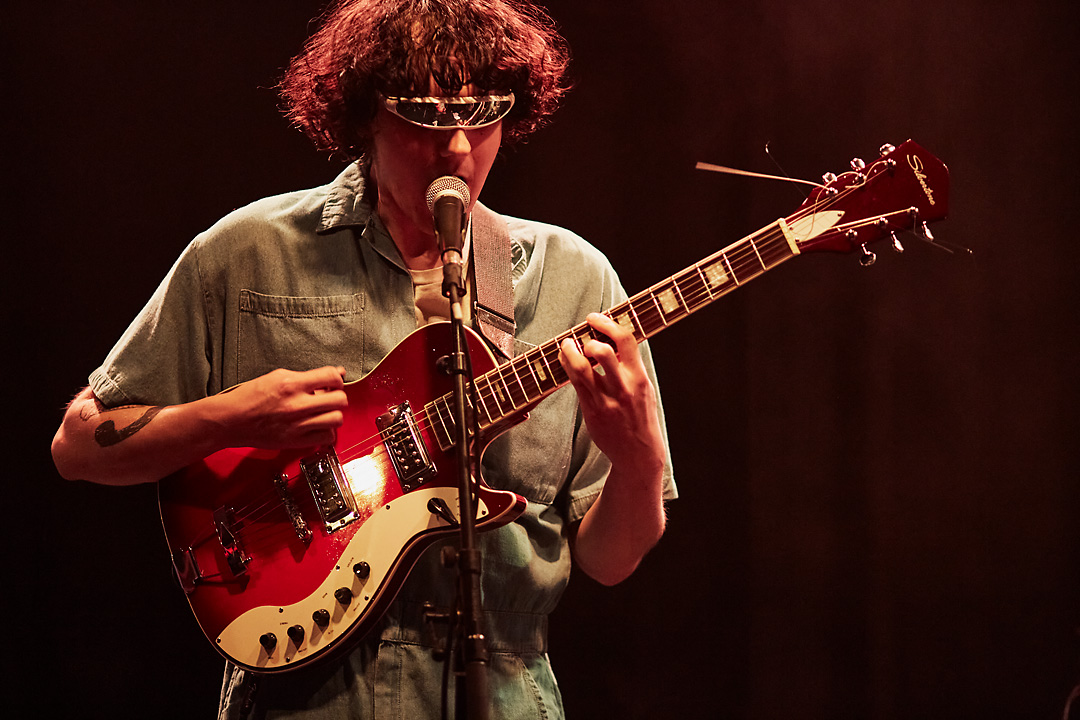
237, 290, 365, 382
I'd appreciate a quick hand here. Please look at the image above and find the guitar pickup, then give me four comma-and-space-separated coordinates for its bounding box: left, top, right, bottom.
376, 401, 436, 492
213, 506, 250, 578
300, 447, 360, 533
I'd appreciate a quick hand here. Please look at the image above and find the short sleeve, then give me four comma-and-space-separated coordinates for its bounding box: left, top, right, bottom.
89, 237, 215, 408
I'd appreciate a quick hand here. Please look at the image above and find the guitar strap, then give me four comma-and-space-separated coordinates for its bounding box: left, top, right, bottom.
469, 203, 517, 359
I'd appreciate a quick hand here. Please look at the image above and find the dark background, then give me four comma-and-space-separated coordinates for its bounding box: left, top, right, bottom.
7, 0, 1078, 717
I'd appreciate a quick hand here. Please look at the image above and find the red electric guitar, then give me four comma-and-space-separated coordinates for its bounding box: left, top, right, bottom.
159, 140, 949, 673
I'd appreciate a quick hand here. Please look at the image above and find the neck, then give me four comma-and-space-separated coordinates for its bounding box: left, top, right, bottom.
375, 194, 442, 271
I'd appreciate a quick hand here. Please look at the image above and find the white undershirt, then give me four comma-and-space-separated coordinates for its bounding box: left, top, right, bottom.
407, 227, 471, 327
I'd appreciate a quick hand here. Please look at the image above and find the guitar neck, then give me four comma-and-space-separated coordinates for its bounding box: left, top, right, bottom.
423, 220, 800, 447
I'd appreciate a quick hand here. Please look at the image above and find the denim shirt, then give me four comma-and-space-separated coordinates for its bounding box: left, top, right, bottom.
90, 162, 676, 719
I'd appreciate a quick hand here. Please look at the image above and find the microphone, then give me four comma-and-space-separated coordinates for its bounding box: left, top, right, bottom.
425, 176, 470, 297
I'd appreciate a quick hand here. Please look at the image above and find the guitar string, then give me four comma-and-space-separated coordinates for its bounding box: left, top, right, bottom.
222, 172, 897, 543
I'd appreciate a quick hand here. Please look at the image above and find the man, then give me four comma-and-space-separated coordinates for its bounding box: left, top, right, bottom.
51, 0, 676, 717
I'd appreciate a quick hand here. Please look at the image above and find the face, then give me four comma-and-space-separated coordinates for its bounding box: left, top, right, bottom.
368, 89, 503, 248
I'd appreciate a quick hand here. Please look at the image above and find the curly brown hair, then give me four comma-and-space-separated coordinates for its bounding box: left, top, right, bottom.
279, 0, 571, 159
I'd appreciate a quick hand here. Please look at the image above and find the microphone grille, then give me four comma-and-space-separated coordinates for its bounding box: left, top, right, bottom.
425, 176, 471, 213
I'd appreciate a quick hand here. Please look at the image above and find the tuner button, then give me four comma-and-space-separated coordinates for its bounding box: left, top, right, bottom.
259, 632, 277, 652
921, 222, 935, 241
287, 625, 306, 645
891, 233, 904, 253
353, 561, 371, 580
312, 609, 330, 628
822, 171, 838, 184
879, 143, 896, 156
335, 587, 354, 605
859, 244, 877, 267
850, 157, 866, 172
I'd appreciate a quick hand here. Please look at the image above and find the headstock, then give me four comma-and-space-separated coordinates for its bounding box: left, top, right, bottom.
788, 140, 950, 263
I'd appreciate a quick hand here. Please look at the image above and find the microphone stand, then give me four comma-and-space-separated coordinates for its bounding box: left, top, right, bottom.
437, 206, 490, 720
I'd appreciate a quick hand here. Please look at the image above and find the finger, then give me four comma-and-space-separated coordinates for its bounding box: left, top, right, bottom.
583, 337, 621, 379
297, 365, 348, 392
299, 409, 345, 431
293, 389, 349, 415
559, 338, 596, 393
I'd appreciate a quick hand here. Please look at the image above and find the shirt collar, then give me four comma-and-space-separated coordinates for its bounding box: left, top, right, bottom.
315, 160, 475, 273
316, 161, 371, 235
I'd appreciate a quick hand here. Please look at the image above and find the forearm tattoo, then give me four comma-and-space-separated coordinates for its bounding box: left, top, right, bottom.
91, 405, 165, 448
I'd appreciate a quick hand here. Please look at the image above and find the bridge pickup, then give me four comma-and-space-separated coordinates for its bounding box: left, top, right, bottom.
300, 448, 359, 533
213, 506, 250, 578
376, 401, 436, 493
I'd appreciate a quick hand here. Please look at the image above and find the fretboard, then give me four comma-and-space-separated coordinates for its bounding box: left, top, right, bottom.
424, 219, 799, 449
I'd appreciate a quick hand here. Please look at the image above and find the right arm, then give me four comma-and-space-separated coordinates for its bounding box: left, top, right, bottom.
51, 366, 349, 486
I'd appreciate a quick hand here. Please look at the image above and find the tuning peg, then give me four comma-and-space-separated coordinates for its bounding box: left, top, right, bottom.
859, 243, 877, 267
920, 222, 935, 241
891, 233, 904, 253
850, 157, 866, 172
879, 143, 896, 156
822, 171, 838, 184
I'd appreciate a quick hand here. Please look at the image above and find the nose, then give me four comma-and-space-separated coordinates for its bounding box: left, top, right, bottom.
441, 129, 472, 157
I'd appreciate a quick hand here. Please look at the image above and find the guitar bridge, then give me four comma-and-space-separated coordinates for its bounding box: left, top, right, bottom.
300, 448, 360, 533
376, 401, 436, 492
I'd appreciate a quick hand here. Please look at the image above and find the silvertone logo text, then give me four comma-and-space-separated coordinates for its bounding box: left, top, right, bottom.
907, 154, 937, 206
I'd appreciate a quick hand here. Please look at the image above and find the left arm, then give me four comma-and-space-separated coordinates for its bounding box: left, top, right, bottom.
559, 313, 668, 586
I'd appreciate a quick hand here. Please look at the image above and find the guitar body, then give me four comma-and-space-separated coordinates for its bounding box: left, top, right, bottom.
158, 323, 528, 673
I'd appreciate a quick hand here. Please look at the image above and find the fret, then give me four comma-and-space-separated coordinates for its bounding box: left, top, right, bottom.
506, 361, 529, 407
693, 263, 717, 300
527, 349, 554, 393
648, 291, 670, 327
761, 230, 795, 267
558, 330, 583, 354
515, 354, 542, 403
428, 397, 455, 451
494, 363, 522, 409
481, 374, 506, 417
572, 325, 594, 350
537, 345, 563, 388
729, 241, 766, 283
510, 360, 531, 404
495, 369, 516, 410
427, 400, 448, 446
474, 378, 497, 426
658, 284, 680, 315
629, 293, 663, 336
720, 251, 740, 285
747, 235, 767, 270
669, 273, 695, 313
439, 396, 457, 436
625, 302, 645, 338
610, 305, 638, 339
